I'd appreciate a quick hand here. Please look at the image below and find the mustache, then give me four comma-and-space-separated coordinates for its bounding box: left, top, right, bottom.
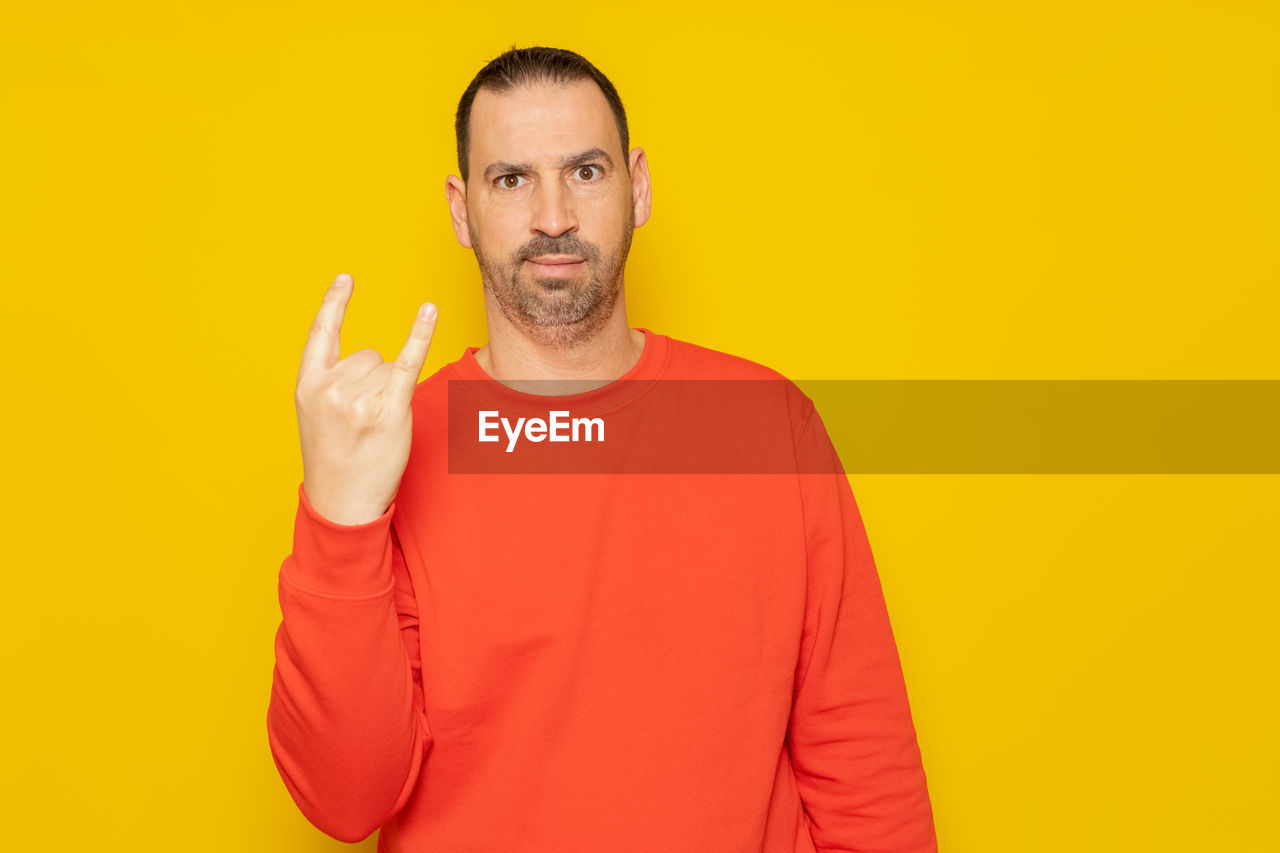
515, 233, 601, 263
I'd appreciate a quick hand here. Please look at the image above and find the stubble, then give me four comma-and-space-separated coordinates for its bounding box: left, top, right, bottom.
471, 209, 634, 350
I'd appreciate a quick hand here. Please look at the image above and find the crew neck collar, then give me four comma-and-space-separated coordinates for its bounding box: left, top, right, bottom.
448, 327, 670, 414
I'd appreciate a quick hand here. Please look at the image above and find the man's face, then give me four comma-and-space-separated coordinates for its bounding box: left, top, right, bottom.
447, 79, 649, 347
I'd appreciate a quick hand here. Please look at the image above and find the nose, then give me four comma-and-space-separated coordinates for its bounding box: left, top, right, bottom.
529, 179, 577, 238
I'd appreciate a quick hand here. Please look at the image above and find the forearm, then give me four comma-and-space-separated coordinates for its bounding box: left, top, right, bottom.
788, 539, 936, 851
266, 484, 429, 842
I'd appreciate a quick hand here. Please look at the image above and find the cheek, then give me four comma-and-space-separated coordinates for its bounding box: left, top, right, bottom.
472, 207, 525, 250
580, 191, 630, 234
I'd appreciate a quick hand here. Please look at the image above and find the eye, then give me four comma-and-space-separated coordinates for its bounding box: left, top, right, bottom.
574, 165, 602, 181
496, 174, 527, 189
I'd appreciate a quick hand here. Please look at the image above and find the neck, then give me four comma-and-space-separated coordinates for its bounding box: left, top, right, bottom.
474, 290, 645, 395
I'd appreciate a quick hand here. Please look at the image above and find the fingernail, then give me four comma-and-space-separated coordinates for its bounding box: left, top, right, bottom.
335, 273, 352, 286
420, 303, 437, 320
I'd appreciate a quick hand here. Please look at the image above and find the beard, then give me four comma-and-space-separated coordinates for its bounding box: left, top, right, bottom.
471, 208, 634, 350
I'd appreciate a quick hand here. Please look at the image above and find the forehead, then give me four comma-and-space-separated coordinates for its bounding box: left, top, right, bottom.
469, 79, 622, 167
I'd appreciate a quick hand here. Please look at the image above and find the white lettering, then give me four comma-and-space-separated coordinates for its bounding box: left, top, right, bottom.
549, 410, 571, 442
480, 410, 605, 452
502, 416, 526, 453
478, 411, 500, 443
573, 416, 605, 442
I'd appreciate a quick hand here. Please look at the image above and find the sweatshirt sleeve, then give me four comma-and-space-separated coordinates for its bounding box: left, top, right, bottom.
789, 408, 938, 852
266, 482, 431, 843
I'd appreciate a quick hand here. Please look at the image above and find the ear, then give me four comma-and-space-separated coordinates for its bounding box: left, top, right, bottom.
445, 175, 473, 249
628, 147, 652, 229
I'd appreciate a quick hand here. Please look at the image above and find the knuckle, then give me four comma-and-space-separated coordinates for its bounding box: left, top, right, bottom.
349, 396, 373, 420
340, 347, 380, 370
322, 384, 346, 409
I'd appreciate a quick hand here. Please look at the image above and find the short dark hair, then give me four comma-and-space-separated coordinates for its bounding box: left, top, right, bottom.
455, 46, 629, 183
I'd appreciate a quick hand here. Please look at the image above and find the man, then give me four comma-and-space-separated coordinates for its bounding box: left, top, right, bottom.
268, 46, 937, 852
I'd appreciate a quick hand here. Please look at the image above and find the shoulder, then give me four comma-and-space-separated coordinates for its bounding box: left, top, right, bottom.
656, 332, 819, 429
659, 333, 791, 382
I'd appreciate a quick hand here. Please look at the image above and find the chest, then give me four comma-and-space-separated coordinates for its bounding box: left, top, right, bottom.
395, 473, 808, 714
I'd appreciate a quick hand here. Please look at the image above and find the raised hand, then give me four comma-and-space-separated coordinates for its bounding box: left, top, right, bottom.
295, 273, 438, 525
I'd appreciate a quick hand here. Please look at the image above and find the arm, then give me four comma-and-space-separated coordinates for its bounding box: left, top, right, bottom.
789, 408, 937, 852
266, 482, 430, 842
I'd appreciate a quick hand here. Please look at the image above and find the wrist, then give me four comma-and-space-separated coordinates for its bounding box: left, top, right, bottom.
301, 481, 392, 526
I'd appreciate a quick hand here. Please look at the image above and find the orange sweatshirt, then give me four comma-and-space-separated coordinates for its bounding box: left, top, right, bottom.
267, 328, 937, 852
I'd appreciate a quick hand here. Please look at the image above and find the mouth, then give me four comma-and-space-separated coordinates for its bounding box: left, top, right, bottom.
525, 256, 586, 277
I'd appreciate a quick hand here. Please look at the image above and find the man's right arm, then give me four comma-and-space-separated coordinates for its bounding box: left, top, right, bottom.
267, 482, 429, 843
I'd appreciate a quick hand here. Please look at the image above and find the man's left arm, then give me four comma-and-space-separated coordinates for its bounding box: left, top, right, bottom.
788, 404, 938, 852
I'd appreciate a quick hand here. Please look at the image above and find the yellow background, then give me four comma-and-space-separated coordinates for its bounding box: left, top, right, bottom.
3, 1, 1277, 850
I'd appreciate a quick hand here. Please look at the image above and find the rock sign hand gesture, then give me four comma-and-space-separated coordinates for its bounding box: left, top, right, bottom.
295, 273, 438, 526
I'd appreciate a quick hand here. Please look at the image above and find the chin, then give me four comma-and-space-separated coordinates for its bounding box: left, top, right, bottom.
532, 278, 570, 292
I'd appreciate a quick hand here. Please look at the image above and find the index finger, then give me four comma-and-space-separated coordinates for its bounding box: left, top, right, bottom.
299, 273, 354, 375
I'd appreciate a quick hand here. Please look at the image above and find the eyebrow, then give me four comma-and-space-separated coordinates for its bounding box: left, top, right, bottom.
482, 148, 615, 182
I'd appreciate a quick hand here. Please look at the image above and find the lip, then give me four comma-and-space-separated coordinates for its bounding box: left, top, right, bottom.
525, 256, 586, 277
527, 255, 585, 264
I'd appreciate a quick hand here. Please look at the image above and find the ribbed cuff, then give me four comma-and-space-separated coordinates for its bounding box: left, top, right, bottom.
283, 482, 397, 597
